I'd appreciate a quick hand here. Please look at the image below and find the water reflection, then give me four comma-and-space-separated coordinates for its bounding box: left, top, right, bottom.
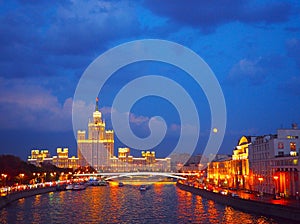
1, 184, 282, 223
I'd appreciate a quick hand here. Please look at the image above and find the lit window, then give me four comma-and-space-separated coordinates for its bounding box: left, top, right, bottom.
278, 142, 284, 149
290, 142, 296, 151
290, 151, 297, 157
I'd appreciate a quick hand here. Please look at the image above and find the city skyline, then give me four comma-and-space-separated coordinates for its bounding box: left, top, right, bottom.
0, 1, 300, 160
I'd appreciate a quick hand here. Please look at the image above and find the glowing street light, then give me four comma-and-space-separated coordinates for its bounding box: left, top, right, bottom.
258, 177, 263, 196
19, 173, 25, 184
1, 174, 8, 186
273, 175, 279, 195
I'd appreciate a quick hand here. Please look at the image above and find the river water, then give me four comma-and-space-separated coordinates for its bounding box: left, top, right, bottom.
0, 183, 283, 223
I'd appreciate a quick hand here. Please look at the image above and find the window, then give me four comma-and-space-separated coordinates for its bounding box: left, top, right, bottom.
290, 142, 296, 151
278, 142, 284, 149
278, 151, 284, 157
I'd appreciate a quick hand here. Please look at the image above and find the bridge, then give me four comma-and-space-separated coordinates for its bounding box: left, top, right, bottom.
74, 172, 198, 181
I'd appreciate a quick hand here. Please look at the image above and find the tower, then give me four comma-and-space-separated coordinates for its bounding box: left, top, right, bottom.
77, 97, 114, 171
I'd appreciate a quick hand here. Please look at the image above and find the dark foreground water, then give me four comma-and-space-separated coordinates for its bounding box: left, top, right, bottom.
0, 183, 282, 223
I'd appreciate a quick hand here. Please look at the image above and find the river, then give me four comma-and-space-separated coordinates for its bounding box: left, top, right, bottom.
0, 183, 281, 223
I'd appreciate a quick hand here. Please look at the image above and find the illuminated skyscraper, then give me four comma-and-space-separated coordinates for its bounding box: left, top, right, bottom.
77, 98, 114, 171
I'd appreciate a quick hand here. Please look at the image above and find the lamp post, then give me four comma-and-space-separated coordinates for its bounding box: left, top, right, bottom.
37, 173, 40, 183
1, 174, 8, 186
273, 175, 279, 197
19, 173, 24, 185
258, 177, 263, 196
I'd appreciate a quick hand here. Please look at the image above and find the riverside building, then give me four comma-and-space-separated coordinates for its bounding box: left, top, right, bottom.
27, 148, 79, 169
110, 147, 171, 172
207, 123, 300, 198
249, 124, 300, 197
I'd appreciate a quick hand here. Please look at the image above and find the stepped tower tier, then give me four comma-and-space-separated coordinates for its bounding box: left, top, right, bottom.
77, 97, 114, 171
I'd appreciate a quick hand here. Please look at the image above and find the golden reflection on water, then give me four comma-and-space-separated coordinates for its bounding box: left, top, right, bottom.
1, 184, 282, 223
16, 198, 25, 222
222, 206, 274, 224
108, 184, 123, 223
176, 187, 193, 221
0, 209, 8, 224
153, 182, 164, 196
208, 200, 220, 224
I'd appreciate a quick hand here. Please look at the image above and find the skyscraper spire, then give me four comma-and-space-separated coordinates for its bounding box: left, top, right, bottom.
95, 97, 99, 111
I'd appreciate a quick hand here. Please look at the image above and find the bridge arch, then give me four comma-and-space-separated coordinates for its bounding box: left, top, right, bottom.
103, 172, 187, 181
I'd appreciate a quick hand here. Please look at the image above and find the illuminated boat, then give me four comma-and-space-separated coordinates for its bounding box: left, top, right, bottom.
66, 184, 73, 190
139, 185, 147, 191
72, 183, 87, 190
98, 180, 108, 186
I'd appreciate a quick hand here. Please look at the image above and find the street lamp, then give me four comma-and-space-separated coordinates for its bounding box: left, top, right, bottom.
1, 174, 8, 186
273, 175, 279, 195
19, 173, 25, 185
258, 177, 263, 196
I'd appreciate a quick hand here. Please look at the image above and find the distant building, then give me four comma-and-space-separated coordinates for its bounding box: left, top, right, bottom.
169, 153, 191, 171
77, 98, 114, 171
76, 98, 171, 172
179, 154, 205, 172
27, 147, 79, 170
110, 148, 171, 172
29, 149, 50, 164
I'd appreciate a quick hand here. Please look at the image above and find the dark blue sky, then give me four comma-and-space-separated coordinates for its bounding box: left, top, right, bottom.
0, 0, 299, 160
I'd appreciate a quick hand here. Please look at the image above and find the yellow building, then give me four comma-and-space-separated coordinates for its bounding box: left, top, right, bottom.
28, 149, 50, 165
207, 158, 232, 187
76, 98, 171, 172
110, 148, 171, 172
77, 98, 114, 171
231, 136, 253, 189
27, 148, 79, 170
207, 136, 254, 189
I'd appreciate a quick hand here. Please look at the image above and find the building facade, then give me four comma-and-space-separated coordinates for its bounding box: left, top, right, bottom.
110, 148, 171, 172
207, 158, 232, 187
249, 124, 300, 197
231, 136, 255, 190
77, 98, 114, 171
27, 148, 79, 170
76, 98, 171, 172
207, 124, 300, 198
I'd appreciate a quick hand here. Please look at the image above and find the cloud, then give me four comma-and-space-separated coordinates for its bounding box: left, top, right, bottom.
0, 77, 72, 131
101, 107, 199, 138
100, 106, 150, 128
143, 0, 292, 32
0, 0, 142, 79
129, 113, 150, 125
225, 55, 284, 85
43, 0, 141, 55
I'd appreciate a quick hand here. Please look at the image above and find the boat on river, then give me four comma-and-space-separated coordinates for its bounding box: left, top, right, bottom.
98, 180, 108, 186
66, 184, 73, 190
56, 184, 67, 191
139, 185, 147, 191
72, 183, 87, 191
